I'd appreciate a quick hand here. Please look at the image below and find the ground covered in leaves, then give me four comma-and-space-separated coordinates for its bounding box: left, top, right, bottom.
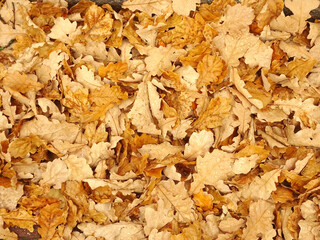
0, 0, 320, 239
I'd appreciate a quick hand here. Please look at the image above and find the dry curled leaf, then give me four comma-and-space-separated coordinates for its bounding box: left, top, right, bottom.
8, 135, 43, 158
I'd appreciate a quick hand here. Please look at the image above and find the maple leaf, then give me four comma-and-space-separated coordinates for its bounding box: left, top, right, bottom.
196, 54, 227, 88
0, 208, 37, 232
38, 202, 65, 240
122, 0, 171, 16
8, 135, 43, 158
83, 4, 113, 41
193, 96, 231, 130
285, 0, 319, 34
184, 130, 214, 160
242, 200, 276, 240
3, 71, 43, 93
190, 150, 234, 194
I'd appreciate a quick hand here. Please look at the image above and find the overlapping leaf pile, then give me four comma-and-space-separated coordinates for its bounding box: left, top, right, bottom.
0, 0, 320, 239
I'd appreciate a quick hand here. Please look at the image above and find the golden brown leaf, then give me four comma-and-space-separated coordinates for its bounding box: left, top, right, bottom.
0, 208, 37, 232
234, 144, 270, 162
180, 42, 211, 68
106, 20, 123, 48
287, 206, 301, 239
255, 0, 284, 29
117, 154, 148, 176
158, 13, 208, 49
83, 5, 113, 41
19, 197, 60, 212
38, 202, 65, 240
3, 72, 43, 93
89, 84, 128, 107
91, 185, 114, 204
8, 135, 43, 158
130, 133, 158, 153
271, 186, 294, 204
61, 181, 89, 213
196, 54, 227, 88
245, 81, 272, 108
98, 62, 128, 81
193, 190, 213, 211
278, 58, 317, 80
198, 0, 236, 22
279, 170, 310, 192
12, 36, 33, 57
69, 0, 94, 14
193, 96, 231, 130
122, 18, 145, 46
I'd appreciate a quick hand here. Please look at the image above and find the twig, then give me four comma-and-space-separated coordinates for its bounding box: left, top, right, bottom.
12, 2, 15, 29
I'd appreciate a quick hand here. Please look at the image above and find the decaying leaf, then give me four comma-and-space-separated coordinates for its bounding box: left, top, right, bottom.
3, 72, 43, 93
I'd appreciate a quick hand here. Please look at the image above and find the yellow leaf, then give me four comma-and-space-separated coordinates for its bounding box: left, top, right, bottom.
196, 54, 227, 88
234, 144, 270, 162
193, 190, 213, 211
122, 18, 146, 46
3, 72, 43, 93
19, 197, 60, 212
38, 202, 65, 240
8, 135, 43, 158
193, 96, 231, 130
83, 5, 113, 41
0, 208, 37, 232
271, 186, 294, 203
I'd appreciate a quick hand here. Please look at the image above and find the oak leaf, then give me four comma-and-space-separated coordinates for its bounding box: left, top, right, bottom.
0, 208, 37, 232
242, 200, 276, 240
38, 202, 65, 240
193, 97, 231, 130
196, 54, 227, 88
184, 130, 214, 160
172, 0, 200, 17
83, 5, 113, 41
8, 135, 43, 158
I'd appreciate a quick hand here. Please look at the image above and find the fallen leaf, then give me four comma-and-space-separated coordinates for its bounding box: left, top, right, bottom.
8, 135, 43, 158
3, 72, 43, 93
38, 202, 65, 240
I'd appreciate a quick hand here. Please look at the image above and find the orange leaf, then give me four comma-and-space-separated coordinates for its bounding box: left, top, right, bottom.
38, 202, 65, 240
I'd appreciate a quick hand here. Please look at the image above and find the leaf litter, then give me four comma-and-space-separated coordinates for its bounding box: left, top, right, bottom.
0, 0, 320, 239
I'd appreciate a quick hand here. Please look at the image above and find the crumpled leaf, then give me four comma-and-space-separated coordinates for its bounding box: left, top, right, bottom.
3, 71, 43, 93
193, 96, 231, 130
184, 130, 214, 160
83, 4, 113, 41
8, 135, 43, 158
122, 0, 171, 16
38, 202, 65, 240
242, 200, 276, 240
